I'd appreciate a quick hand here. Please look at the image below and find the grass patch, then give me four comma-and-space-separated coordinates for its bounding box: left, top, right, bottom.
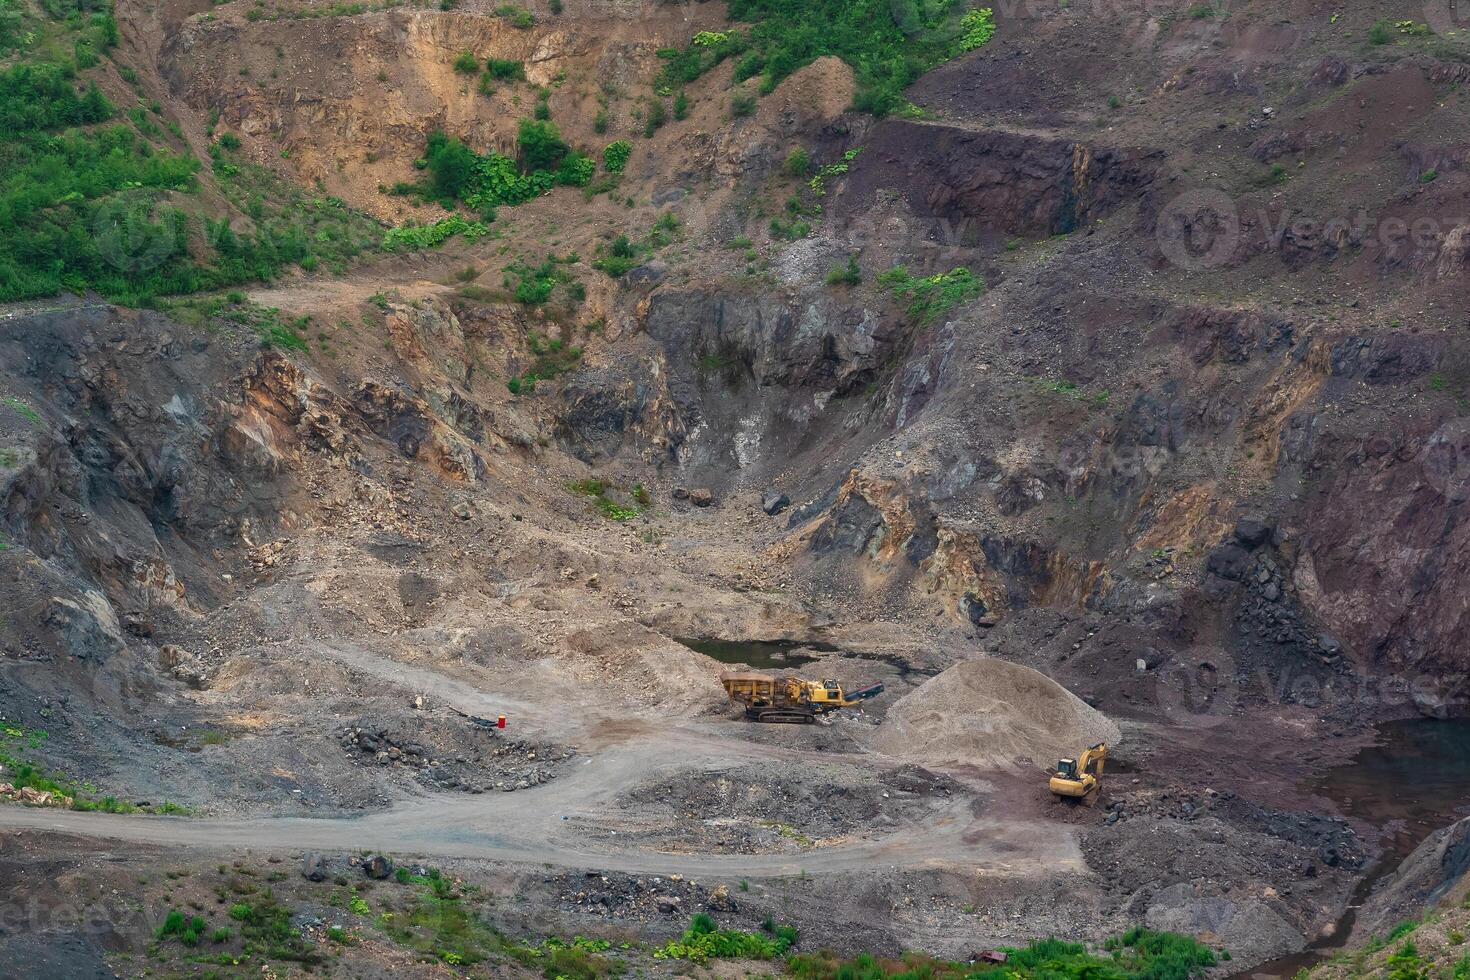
3, 397, 40, 425
877, 265, 984, 324
566, 478, 647, 521
788, 929, 1216, 980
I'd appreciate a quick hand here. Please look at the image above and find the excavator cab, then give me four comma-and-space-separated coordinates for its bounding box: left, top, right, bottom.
1049, 742, 1107, 804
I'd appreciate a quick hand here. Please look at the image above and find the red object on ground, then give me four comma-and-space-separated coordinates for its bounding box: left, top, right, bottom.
497, 714, 506, 729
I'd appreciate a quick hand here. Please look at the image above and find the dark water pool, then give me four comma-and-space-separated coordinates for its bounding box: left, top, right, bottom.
1240, 717, 1470, 978
676, 637, 836, 670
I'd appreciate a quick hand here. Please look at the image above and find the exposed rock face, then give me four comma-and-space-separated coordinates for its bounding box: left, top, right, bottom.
837, 121, 1163, 240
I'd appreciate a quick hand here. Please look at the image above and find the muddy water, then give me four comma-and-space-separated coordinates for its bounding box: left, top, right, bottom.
1242, 718, 1470, 979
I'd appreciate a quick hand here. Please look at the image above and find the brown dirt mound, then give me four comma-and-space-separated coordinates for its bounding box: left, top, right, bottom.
875, 656, 1120, 769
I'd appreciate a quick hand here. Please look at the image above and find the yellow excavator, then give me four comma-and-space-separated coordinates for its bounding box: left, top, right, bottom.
1049, 742, 1107, 803
720, 672, 884, 724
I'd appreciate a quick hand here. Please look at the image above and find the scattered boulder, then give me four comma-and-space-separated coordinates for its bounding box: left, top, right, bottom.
671, 487, 690, 500
761, 490, 790, 516
1205, 543, 1251, 581
451, 502, 472, 520
362, 854, 394, 880
1233, 518, 1273, 550
655, 895, 681, 914
689, 488, 715, 507
301, 853, 328, 882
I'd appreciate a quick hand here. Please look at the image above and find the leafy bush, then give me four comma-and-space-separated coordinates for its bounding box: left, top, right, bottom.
517, 118, 569, 172
592, 234, 638, 277
382, 215, 490, 251
654, 914, 797, 963
486, 57, 524, 80
878, 265, 983, 323
731, 92, 756, 116
654, 0, 997, 117
493, 2, 533, 27
453, 50, 480, 74
602, 139, 631, 174
1369, 19, 1393, 44
783, 146, 810, 176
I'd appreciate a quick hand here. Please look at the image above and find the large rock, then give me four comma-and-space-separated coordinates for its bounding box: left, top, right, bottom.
761, 489, 790, 516
301, 853, 328, 882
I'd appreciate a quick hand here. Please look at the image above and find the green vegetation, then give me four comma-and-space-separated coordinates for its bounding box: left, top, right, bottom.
410, 124, 594, 217
4, 397, 40, 425
502, 253, 581, 307
655, 914, 797, 964
825, 254, 861, 285
507, 327, 583, 394
808, 147, 861, 195
453, 49, 480, 74
592, 212, 680, 278
566, 477, 647, 521
1369, 19, 1394, 44
643, 96, 667, 137
878, 265, 983, 324
220, 896, 320, 964
493, 2, 533, 28
0, 723, 190, 814
156, 910, 207, 946
783, 146, 811, 176
653, 0, 995, 116
788, 929, 1215, 980
382, 215, 491, 251
602, 139, 632, 174
1422, 169, 1439, 184
486, 57, 525, 80
0, 1, 392, 304
732, 91, 756, 116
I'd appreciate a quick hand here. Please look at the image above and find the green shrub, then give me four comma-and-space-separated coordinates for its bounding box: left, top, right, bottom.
783, 146, 810, 176
654, 0, 998, 117
1422, 169, 1439, 184
1369, 19, 1393, 44
602, 139, 631, 173
517, 117, 569, 172
655, 914, 796, 963
493, 2, 533, 27
486, 57, 524, 80
731, 92, 756, 116
643, 97, 667, 137
673, 90, 689, 119
453, 50, 479, 74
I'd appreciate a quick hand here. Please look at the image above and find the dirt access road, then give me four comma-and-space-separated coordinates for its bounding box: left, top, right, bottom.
0, 639, 1080, 880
